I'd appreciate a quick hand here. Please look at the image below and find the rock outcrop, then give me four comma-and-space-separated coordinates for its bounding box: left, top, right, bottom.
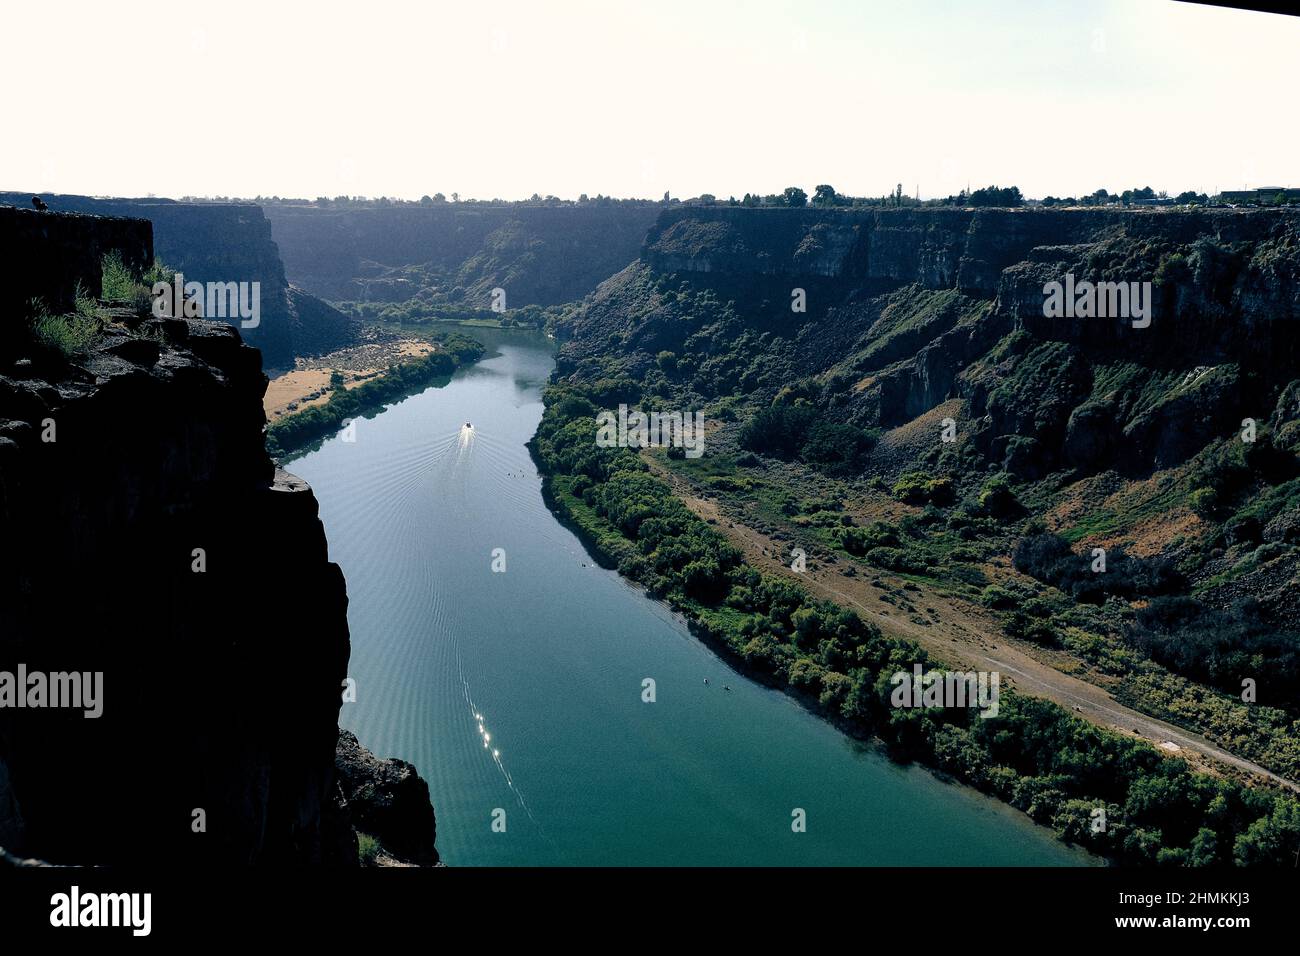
0, 209, 435, 865
1, 193, 360, 369
332, 730, 439, 866
0, 206, 152, 356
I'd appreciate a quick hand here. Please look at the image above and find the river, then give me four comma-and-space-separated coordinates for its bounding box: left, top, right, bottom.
286, 327, 1094, 866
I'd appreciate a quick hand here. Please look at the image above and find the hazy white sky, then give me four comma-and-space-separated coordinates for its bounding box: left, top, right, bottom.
6, 0, 1298, 201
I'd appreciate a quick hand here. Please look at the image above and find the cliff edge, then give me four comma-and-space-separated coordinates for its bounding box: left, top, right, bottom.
0, 206, 436, 865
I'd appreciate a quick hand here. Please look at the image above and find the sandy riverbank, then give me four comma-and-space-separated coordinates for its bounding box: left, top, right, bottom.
263, 336, 434, 421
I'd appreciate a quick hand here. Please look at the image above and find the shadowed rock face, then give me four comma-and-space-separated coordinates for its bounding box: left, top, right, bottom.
0, 317, 348, 864
643, 206, 1293, 291
564, 205, 1300, 478
333, 730, 438, 866
0, 207, 152, 357
263, 201, 664, 307
0, 211, 434, 865
0, 194, 359, 370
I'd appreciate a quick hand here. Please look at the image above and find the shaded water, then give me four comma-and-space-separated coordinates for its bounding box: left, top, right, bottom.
288, 328, 1093, 866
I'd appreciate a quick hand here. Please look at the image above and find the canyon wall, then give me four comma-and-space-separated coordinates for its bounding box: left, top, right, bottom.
263, 201, 664, 307
0, 209, 435, 865
0, 206, 152, 356
645, 205, 1291, 295
563, 204, 1300, 479
1, 193, 359, 370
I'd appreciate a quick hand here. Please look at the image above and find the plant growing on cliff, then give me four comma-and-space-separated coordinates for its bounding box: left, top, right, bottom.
73, 280, 101, 320
100, 251, 138, 301
27, 298, 99, 356
100, 251, 179, 317
356, 832, 381, 866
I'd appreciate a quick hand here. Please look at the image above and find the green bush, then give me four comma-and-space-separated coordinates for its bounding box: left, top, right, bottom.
100, 251, 138, 300
892, 471, 955, 506
28, 299, 99, 356
357, 832, 381, 866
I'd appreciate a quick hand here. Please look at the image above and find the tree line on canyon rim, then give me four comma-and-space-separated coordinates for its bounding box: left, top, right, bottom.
242, 182, 1299, 209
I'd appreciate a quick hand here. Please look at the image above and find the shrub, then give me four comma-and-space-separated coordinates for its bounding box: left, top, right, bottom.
28, 299, 99, 356
1012, 532, 1183, 604
357, 832, 381, 866
980, 585, 1018, 610
739, 401, 818, 458
892, 472, 955, 506
799, 420, 878, 476
1127, 596, 1300, 705
836, 521, 898, 556
100, 251, 138, 300
977, 473, 1022, 517
865, 546, 927, 574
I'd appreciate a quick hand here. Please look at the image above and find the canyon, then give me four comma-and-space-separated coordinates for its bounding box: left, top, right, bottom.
4, 194, 1299, 867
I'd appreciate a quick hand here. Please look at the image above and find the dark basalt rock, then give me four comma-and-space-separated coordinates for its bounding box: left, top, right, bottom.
332, 730, 439, 867
101, 337, 161, 366
0, 210, 437, 866
0, 206, 151, 360
0, 193, 362, 370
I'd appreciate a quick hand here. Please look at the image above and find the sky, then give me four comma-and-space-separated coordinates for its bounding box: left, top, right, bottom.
5, 0, 1299, 202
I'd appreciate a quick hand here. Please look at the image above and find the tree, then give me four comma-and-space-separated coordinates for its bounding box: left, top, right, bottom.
812, 184, 838, 206
782, 186, 808, 208
969, 185, 1023, 208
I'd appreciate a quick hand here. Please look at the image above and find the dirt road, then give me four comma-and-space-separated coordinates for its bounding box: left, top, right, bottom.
648, 460, 1297, 792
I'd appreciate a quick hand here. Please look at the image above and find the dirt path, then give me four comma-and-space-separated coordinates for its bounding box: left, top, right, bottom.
647, 459, 1298, 792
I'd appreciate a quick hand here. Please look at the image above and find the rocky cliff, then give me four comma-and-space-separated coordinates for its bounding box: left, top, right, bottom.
263, 201, 664, 308
557, 202, 1300, 628
0, 208, 436, 865
568, 205, 1300, 468
0, 206, 152, 356
1, 193, 360, 370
